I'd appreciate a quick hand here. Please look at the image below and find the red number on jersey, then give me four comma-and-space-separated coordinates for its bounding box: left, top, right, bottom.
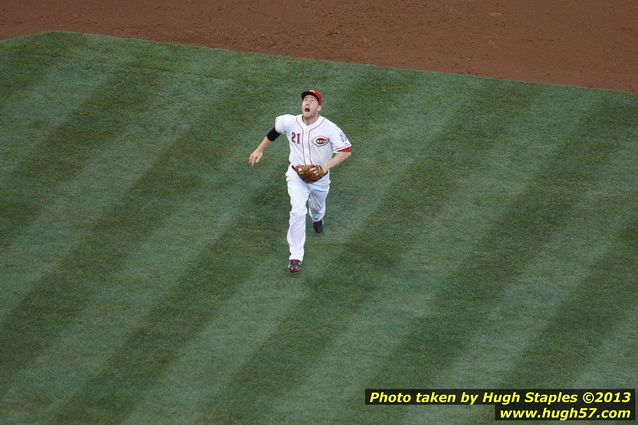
292, 132, 301, 144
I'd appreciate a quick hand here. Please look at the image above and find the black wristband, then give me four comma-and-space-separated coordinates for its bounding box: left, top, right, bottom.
266, 128, 280, 141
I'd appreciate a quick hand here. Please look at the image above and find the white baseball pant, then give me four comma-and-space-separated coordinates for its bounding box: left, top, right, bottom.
285, 166, 330, 261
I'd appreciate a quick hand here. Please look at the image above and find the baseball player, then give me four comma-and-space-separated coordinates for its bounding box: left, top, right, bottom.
249, 89, 352, 273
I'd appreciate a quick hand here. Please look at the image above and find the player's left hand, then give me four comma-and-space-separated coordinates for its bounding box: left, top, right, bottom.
293, 164, 326, 183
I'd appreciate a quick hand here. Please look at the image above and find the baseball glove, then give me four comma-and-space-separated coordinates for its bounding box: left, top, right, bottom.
293, 164, 326, 183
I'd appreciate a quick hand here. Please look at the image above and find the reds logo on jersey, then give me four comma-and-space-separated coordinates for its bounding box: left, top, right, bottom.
312, 136, 329, 147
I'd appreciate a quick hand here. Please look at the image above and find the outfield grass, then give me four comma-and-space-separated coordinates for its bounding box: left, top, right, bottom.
0, 32, 636, 424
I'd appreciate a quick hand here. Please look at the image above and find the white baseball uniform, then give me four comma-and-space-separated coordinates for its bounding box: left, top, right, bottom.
274, 114, 352, 261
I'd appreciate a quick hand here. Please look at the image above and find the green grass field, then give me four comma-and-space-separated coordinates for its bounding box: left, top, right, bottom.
1, 32, 636, 424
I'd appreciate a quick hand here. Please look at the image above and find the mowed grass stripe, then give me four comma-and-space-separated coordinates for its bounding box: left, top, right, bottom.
271, 87, 598, 423
0, 51, 96, 174
572, 303, 638, 388
0, 167, 199, 395
48, 174, 290, 424
389, 91, 604, 389
0, 91, 253, 421
1, 53, 188, 393
0, 33, 152, 181
335, 95, 633, 424
0, 61, 168, 253
117, 280, 308, 425
503, 96, 637, 387
117, 262, 310, 425
430, 149, 637, 389
204, 81, 546, 424
405, 148, 638, 425
394, 90, 602, 281
503, 216, 638, 387
0, 70, 243, 393
5, 173, 276, 424
0, 69, 228, 318
0, 35, 87, 109
0, 58, 108, 181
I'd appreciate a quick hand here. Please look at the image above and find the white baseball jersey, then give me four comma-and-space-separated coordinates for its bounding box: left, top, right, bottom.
275, 114, 351, 166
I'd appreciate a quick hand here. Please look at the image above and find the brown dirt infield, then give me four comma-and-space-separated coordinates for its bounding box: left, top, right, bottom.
1, 0, 637, 93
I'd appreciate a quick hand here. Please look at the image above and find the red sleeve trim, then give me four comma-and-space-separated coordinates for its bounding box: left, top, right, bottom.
338, 147, 352, 153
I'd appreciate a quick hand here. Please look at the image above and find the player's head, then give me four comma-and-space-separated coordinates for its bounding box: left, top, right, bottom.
300, 89, 322, 121
301, 89, 322, 105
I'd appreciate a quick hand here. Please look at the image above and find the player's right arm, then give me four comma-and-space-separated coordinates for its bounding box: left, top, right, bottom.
249, 126, 281, 167
249, 136, 272, 167
249, 115, 292, 167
